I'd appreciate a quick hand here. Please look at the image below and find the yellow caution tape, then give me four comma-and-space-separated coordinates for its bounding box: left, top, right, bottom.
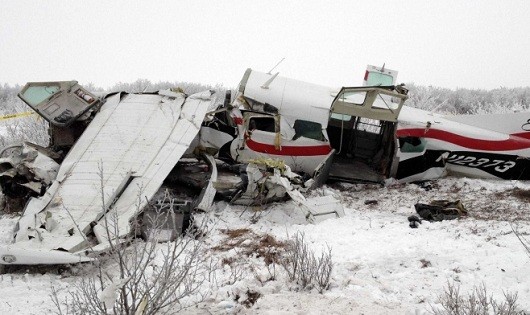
0, 111, 36, 121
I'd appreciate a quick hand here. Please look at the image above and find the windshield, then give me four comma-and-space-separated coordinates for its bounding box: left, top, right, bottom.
20, 85, 60, 106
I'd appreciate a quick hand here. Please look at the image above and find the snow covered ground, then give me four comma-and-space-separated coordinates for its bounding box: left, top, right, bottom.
1, 177, 530, 314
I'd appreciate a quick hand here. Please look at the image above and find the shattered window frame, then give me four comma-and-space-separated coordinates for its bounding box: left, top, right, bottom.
247, 115, 277, 133
293, 119, 325, 141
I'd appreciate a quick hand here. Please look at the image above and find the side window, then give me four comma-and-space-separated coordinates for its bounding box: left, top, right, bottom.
249, 116, 276, 132
399, 137, 426, 153
340, 91, 367, 106
330, 113, 352, 121
293, 120, 324, 141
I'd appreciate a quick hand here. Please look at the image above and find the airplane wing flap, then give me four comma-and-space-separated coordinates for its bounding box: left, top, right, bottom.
94, 92, 214, 243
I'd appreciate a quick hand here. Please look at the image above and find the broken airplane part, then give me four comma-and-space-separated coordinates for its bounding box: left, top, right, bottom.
2, 64, 530, 265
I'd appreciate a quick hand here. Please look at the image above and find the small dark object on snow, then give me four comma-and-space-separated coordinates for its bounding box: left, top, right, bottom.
238, 289, 262, 308
408, 215, 422, 228
364, 200, 378, 205
415, 181, 433, 191
414, 200, 467, 222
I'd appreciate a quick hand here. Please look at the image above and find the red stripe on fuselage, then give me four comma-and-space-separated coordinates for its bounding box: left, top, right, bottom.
397, 128, 530, 151
246, 139, 332, 156
513, 131, 530, 140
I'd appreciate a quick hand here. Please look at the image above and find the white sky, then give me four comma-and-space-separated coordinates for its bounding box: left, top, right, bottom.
1, 0, 529, 90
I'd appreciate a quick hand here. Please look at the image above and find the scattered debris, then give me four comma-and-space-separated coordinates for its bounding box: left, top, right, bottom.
419, 259, 432, 268
408, 215, 422, 228
235, 289, 262, 308
415, 181, 433, 191
0, 143, 59, 213
415, 200, 467, 222
230, 160, 345, 223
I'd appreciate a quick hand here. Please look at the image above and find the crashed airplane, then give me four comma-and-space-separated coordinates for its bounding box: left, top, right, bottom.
1, 66, 530, 265
203, 65, 530, 183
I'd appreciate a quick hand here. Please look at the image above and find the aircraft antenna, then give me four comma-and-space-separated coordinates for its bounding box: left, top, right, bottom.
261, 72, 279, 89
430, 100, 449, 114
267, 58, 285, 74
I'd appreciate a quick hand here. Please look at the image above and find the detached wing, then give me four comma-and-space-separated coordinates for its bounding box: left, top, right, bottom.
2, 90, 213, 265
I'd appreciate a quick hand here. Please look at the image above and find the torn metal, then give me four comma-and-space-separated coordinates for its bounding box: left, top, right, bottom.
414, 200, 468, 222
228, 160, 344, 223
0, 143, 59, 212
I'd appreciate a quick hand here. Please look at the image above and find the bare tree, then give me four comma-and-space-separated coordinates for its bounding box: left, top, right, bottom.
0, 91, 49, 148
51, 167, 217, 315
431, 282, 523, 315
281, 232, 333, 293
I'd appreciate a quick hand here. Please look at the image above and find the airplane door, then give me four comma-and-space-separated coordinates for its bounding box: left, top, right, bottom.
18, 81, 100, 127
326, 86, 408, 183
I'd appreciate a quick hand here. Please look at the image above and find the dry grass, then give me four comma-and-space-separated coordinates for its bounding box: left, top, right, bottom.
213, 228, 287, 265
220, 228, 251, 238
511, 188, 530, 202
466, 188, 530, 221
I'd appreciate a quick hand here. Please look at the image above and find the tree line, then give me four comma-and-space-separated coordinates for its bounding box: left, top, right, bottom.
2, 80, 530, 116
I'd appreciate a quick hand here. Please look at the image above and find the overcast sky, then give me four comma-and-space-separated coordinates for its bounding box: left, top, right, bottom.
1, 1, 529, 90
